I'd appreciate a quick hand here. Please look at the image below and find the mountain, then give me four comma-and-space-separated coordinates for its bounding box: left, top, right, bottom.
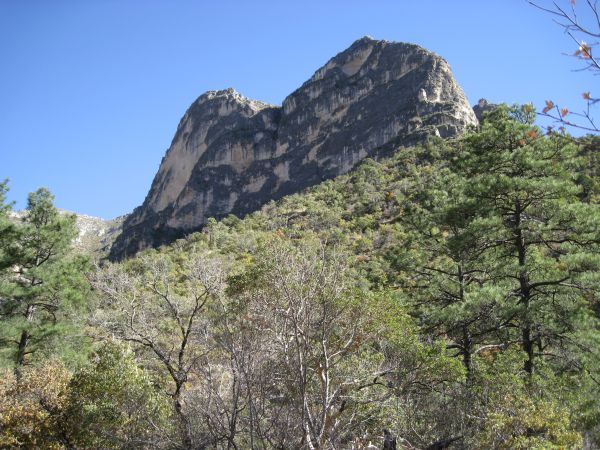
68, 212, 126, 255
109, 36, 477, 260
9, 210, 126, 256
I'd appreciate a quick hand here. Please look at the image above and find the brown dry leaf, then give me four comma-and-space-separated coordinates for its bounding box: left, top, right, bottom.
543, 100, 554, 114
526, 129, 538, 139
560, 108, 569, 117
582, 91, 591, 100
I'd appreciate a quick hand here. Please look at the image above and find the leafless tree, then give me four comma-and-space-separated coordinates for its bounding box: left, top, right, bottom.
90, 240, 463, 449
530, 0, 600, 133
233, 239, 397, 449
91, 252, 227, 449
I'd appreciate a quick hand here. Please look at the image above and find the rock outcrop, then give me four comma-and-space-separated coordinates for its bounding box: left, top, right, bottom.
472, 98, 497, 122
10, 210, 126, 256
110, 36, 477, 260
69, 212, 126, 256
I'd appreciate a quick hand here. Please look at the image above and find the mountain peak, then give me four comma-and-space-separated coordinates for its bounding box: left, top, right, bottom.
110, 38, 476, 260
196, 88, 274, 111
353, 35, 377, 44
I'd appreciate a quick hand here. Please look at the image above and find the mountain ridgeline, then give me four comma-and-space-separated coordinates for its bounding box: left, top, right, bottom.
109, 36, 477, 260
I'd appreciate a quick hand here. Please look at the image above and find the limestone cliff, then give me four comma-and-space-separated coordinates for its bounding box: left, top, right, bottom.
109, 36, 477, 260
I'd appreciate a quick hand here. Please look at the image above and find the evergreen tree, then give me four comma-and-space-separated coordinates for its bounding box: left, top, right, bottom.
0, 188, 89, 370
0, 180, 16, 269
398, 168, 508, 381
453, 106, 600, 375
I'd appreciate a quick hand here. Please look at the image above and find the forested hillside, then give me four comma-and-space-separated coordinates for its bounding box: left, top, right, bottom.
1, 106, 599, 449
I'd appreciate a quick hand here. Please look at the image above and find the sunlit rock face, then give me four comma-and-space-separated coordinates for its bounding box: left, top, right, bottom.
109, 36, 477, 260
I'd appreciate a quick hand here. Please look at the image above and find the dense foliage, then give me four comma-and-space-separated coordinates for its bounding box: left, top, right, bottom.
0, 106, 598, 449
0, 187, 89, 370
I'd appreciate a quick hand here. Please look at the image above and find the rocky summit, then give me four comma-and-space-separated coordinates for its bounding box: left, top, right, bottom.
109, 36, 477, 260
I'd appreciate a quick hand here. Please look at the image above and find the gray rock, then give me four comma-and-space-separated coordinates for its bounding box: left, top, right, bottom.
472, 98, 497, 122
69, 212, 126, 256
109, 36, 477, 260
10, 209, 126, 256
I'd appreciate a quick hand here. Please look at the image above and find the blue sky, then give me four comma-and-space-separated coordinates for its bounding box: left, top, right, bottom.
0, 0, 596, 218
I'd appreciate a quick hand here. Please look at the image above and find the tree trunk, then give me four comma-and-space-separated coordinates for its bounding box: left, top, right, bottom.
522, 323, 534, 375
457, 264, 473, 382
174, 391, 193, 449
15, 304, 35, 377
14, 329, 30, 379
383, 429, 397, 449
514, 200, 534, 375
462, 326, 473, 384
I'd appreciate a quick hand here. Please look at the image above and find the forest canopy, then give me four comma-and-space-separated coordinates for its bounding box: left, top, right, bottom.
0, 106, 599, 449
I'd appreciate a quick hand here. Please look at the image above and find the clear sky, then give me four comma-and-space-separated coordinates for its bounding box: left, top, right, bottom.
0, 0, 596, 218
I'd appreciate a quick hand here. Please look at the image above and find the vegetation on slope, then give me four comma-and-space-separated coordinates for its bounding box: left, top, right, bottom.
0, 106, 599, 449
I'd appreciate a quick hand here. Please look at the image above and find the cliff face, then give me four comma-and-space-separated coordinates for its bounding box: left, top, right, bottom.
109, 36, 477, 260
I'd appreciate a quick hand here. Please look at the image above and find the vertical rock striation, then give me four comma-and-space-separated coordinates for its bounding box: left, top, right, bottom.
110, 36, 477, 259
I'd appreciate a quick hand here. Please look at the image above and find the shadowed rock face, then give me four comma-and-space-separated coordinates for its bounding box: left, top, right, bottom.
109, 36, 477, 260
472, 98, 497, 122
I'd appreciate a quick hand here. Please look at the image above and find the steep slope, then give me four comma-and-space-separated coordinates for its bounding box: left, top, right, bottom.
68, 212, 126, 255
9, 210, 125, 256
110, 36, 477, 260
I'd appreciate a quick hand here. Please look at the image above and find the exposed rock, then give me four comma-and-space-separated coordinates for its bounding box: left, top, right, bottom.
472, 98, 497, 122
9, 210, 126, 256
110, 36, 477, 260
68, 212, 126, 256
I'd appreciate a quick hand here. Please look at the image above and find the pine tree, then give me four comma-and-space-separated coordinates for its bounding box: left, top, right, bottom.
404, 172, 509, 381
0, 180, 15, 269
0, 188, 89, 371
453, 106, 600, 375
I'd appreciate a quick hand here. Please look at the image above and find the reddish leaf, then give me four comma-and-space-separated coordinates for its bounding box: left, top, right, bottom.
542, 100, 554, 114
576, 41, 592, 58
